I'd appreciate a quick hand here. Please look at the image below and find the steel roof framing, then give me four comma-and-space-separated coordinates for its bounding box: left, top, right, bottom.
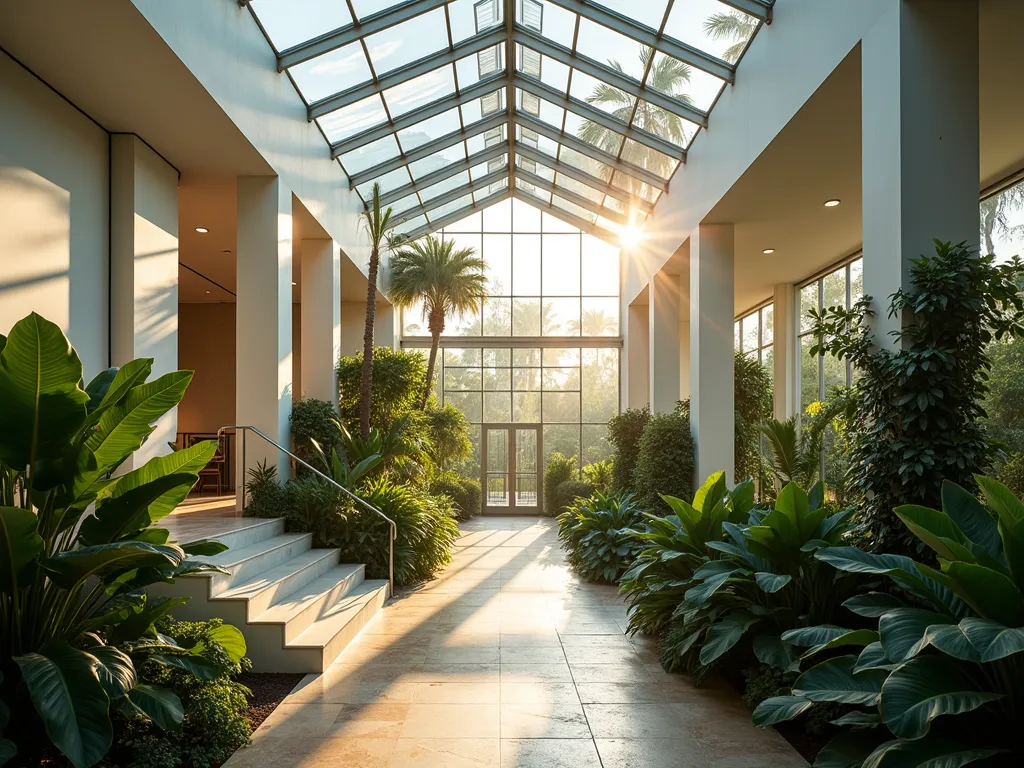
515, 167, 628, 226
379, 144, 509, 205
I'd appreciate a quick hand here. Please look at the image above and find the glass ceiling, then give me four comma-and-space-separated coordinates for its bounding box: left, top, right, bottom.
246, 0, 774, 242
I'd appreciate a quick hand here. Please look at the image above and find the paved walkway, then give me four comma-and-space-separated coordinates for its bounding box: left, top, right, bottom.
226, 516, 805, 767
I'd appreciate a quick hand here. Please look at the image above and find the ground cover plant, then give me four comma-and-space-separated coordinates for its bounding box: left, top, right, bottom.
0, 313, 236, 768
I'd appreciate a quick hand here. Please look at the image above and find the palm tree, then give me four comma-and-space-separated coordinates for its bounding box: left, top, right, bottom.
703, 10, 758, 64
388, 236, 488, 408
980, 184, 1024, 256
569, 308, 617, 336
578, 47, 693, 198
359, 184, 396, 440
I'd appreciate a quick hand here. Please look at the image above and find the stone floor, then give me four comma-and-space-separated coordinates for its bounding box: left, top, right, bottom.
224, 516, 806, 768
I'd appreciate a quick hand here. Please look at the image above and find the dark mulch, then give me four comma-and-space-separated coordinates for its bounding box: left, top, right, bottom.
237, 672, 305, 731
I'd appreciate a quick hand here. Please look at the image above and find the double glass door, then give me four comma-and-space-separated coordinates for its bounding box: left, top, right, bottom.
482, 424, 542, 515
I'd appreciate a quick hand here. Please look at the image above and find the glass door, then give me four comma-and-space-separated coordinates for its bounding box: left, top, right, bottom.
482, 424, 542, 514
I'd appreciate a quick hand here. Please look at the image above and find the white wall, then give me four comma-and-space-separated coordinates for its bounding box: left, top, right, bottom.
0, 51, 109, 374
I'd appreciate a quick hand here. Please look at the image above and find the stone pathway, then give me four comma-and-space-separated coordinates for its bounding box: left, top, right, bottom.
225, 516, 806, 767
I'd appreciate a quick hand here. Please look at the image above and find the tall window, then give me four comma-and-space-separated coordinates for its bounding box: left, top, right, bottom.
982, 176, 1024, 262
734, 304, 773, 368
400, 199, 621, 476
798, 258, 863, 412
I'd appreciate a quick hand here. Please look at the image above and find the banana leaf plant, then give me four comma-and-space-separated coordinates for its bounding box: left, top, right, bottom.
753, 476, 1024, 767
0, 313, 230, 768
311, 412, 423, 489
556, 491, 645, 583
669, 481, 858, 673
619, 471, 754, 637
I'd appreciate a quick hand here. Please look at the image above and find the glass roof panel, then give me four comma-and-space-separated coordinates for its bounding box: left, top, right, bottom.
410, 143, 468, 180
515, 45, 570, 93
631, 97, 699, 148
551, 193, 598, 224
397, 107, 463, 152
589, 0, 670, 31
471, 155, 507, 182
421, 172, 472, 202
621, 138, 678, 180
395, 213, 429, 235
517, 0, 576, 48
573, 19, 647, 81
350, 0, 409, 21
567, 70, 633, 121
365, 8, 449, 75
461, 87, 505, 126
317, 93, 388, 143
518, 155, 554, 182
648, 52, 726, 112
563, 110, 624, 156
555, 173, 603, 204
663, 0, 759, 64
249, 0, 353, 52
428, 193, 477, 222
450, 0, 503, 44
382, 65, 457, 117
391, 193, 422, 216
290, 42, 373, 104
454, 48, 504, 90
466, 123, 506, 155
357, 168, 412, 199
516, 178, 552, 207
611, 170, 660, 204
338, 134, 402, 176
559, 146, 612, 182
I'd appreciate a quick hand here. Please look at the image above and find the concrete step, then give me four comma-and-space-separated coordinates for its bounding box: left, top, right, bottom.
254, 564, 366, 644
193, 517, 284, 551
216, 547, 341, 618
199, 532, 314, 595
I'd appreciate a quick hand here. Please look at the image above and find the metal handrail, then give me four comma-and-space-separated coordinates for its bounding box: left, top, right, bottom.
218, 424, 397, 597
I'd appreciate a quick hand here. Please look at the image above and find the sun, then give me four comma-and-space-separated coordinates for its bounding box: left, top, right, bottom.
619, 224, 644, 248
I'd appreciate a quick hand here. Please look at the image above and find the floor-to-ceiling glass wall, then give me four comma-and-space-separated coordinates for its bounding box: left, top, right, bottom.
401, 198, 621, 501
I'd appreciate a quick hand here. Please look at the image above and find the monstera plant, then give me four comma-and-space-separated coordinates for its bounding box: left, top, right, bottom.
753, 476, 1024, 766
0, 313, 230, 768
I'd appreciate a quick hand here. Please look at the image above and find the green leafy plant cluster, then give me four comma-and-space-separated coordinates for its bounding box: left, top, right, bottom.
809, 241, 1024, 553
582, 458, 614, 492
608, 406, 650, 492
633, 407, 695, 514
734, 352, 773, 486
429, 471, 482, 520
337, 347, 428, 433
109, 617, 251, 768
753, 475, 1024, 766
289, 398, 343, 468
544, 452, 579, 516
0, 313, 235, 768
556, 491, 645, 583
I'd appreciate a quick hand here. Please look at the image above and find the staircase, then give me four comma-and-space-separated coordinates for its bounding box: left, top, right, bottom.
150, 516, 389, 673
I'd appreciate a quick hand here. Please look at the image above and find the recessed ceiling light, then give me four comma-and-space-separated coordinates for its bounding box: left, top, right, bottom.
195, 227, 209, 233
205, 290, 210, 294
291, 281, 297, 286
823, 199, 841, 208
762, 248, 775, 255
220, 249, 232, 254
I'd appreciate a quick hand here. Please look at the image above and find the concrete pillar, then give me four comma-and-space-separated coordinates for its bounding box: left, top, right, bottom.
678, 272, 691, 401
772, 283, 798, 422
690, 224, 735, 484
862, 0, 979, 345
300, 238, 340, 405
624, 301, 649, 410
236, 176, 293, 496
374, 301, 398, 349
110, 134, 179, 468
649, 269, 681, 414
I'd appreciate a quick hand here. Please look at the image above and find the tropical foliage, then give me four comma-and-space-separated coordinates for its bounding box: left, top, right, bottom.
608, 406, 650, 492
557, 491, 644, 583
544, 452, 579, 516
735, 352, 773, 486
0, 313, 233, 768
388, 235, 487, 408
810, 241, 1024, 554
753, 476, 1024, 766
633, 407, 695, 514
337, 347, 428, 434
429, 471, 482, 521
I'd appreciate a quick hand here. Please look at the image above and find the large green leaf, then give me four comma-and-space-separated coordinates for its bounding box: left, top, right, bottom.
879, 656, 1002, 740
941, 561, 1024, 625
814, 731, 888, 768
792, 655, 888, 705
684, 570, 741, 606
83, 359, 152, 425
181, 539, 229, 557
943, 617, 1024, 662
895, 505, 970, 562
122, 685, 183, 731
751, 695, 813, 726
783, 625, 858, 648
108, 596, 189, 644
862, 738, 1003, 768
42, 541, 183, 589
699, 610, 760, 665
0, 313, 89, 471
879, 608, 955, 663
0, 506, 42, 593
755, 572, 792, 593
206, 623, 247, 663
853, 642, 896, 673
974, 476, 1024, 588
85, 371, 193, 476
79, 473, 199, 545
692, 470, 727, 515
843, 592, 906, 618
88, 645, 136, 700
753, 634, 800, 672
941, 480, 1002, 559
14, 643, 112, 768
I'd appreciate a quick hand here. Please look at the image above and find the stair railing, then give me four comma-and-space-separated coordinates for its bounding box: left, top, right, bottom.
217, 424, 396, 597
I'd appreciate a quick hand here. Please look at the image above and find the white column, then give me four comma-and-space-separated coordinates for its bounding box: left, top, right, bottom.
110, 134, 179, 468
624, 301, 649, 410
678, 272, 691, 401
690, 224, 735, 484
300, 238, 340, 405
236, 176, 293, 494
649, 269, 681, 414
772, 283, 798, 422
862, 0, 979, 346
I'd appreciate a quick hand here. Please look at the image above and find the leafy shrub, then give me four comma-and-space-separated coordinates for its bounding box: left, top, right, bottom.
810, 241, 1024, 554
338, 476, 460, 586
633, 409, 694, 514
0, 313, 229, 768
556, 491, 644, 582
110, 617, 252, 768
983, 337, 1024, 454
544, 453, 578, 516
284, 473, 347, 548
997, 451, 1024, 496
755, 475, 1024, 766
608, 406, 650, 491
554, 479, 595, 516
422, 404, 473, 472
582, 458, 614, 492
337, 347, 428, 433
430, 471, 481, 520
244, 460, 289, 519
289, 397, 342, 468
734, 352, 772, 485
